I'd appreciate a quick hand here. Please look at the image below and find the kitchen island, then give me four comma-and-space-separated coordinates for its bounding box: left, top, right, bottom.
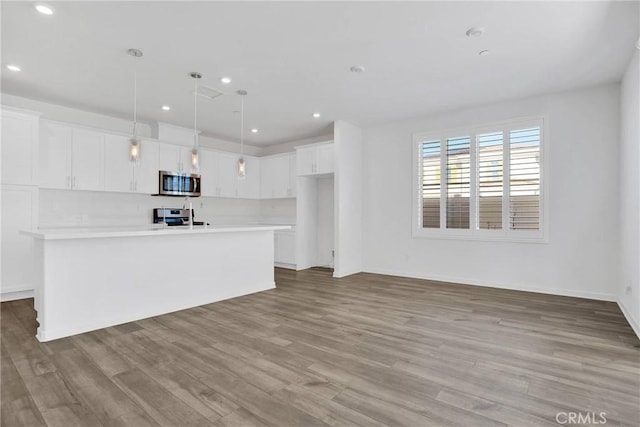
21, 225, 290, 342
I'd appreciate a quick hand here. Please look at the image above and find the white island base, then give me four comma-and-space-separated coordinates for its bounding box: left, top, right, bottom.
23, 226, 289, 342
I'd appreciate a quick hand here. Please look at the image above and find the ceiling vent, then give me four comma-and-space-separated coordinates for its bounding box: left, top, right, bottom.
192, 85, 224, 101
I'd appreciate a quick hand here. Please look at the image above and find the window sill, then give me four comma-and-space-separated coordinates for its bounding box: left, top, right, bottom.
412, 229, 548, 244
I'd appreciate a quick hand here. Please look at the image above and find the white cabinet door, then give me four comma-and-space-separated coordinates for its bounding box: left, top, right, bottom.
296, 147, 315, 176
1, 110, 38, 186
1, 185, 37, 294
39, 122, 73, 189
159, 143, 183, 172
260, 156, 278, 199
217, 153, 238, 198
315, 144, 334, 174
261, 154, 295, 199
295, 143, 333, 176
272, 155, 290, 198
237, 156, 260, 199
72, 129, 105, 191
134, 139, 159, 194
104, 134, 134, 192
288, 153, 297, 197
199, 149, 219, 197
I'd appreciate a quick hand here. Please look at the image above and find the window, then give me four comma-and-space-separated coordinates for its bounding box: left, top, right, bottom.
413, 118, 545, 241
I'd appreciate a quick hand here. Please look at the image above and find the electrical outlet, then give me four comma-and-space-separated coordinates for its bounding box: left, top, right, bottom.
625, 286, 632, 295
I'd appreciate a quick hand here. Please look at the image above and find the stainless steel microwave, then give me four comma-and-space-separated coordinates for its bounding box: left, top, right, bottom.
158, 170, 201, 197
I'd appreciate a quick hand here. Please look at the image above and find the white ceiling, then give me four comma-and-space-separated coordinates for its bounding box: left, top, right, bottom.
2, 1, 638, 146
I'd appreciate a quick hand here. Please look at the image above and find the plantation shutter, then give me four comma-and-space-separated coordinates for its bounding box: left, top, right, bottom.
421, 140, 441, 228
477, 132, 503, 230
509, 127, 541, 230
446, 136, 470, 229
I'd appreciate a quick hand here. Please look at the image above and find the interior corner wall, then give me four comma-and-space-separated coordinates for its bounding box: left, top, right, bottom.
334, 120, 363, 278
618, 49, 640, 337
362, 83, 621, 301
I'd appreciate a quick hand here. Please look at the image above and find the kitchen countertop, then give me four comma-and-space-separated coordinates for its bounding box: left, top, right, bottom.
21, 224, 292, 240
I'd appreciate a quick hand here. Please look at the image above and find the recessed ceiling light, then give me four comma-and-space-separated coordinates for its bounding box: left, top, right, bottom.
251, 128, 258, 133
6, 64, 21, 72
466, 27, 485, 38
161, 105, 171, 111
350, 65, 365, 73
35, 4, 54, 15
479, 50, 490, 56
220, 77, 232, 84
312, 113, 321, 118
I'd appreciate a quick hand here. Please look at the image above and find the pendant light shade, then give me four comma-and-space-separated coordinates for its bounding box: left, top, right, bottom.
129, 139, 140, 162
190, 72, 202, 172
237, 90, 247, 179
128, 48, 143, 163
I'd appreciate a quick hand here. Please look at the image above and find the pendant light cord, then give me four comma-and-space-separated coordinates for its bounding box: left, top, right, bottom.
240, 94, 244, 157
133, 70, 137, 138
193, 75, 198, 150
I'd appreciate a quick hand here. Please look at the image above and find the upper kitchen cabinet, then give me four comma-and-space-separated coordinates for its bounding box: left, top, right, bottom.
261, 152, 296, 199
39, 121, 105, 191
158, 142, 195, 173
296, 142, 334, 176
217, 152, 240, 198
200, 149, 260, 199
1, 108, 40, 186
104, 134, 159, 194
236, 156, 260, 199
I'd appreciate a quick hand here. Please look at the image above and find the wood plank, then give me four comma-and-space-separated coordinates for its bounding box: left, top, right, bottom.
1, 268, 638, 426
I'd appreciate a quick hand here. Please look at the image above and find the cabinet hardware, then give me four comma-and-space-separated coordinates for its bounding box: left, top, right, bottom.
73, 176, 77, 188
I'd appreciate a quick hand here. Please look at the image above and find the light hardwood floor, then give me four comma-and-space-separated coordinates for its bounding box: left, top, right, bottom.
1, 268, 639, 426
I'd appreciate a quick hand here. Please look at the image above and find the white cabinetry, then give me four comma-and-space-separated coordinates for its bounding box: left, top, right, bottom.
237, 156, 260, 199
261, 153, 296, 199
217, 152, 239, 198
200, 150, 261, 199
1, 108, 40, 185
1, 107, 40, 301
104, 135, 159, 194
158, 143, 194, 173
1, 185, 38, 300
296, 142, 334, 176
39, 121, 105, 191
275, 229, 296, 268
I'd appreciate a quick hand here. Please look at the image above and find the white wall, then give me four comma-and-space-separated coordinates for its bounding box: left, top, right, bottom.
334, 120, 364, 277
618, 49, 640, 336
363, 83, 621, 300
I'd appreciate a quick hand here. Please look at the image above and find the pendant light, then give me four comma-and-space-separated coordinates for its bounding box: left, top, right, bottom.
127, 48, 143, 163
190, 71, 202, 172
237, 89, 247, 179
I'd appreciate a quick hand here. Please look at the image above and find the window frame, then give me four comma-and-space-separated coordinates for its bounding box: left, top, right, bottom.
412, 116, 548, 243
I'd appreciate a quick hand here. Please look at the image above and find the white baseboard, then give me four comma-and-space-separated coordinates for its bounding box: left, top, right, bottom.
1, 289, 34, 302
362, 268, 618, 302
275, 262, 297, 270
617, 297, 640, 339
